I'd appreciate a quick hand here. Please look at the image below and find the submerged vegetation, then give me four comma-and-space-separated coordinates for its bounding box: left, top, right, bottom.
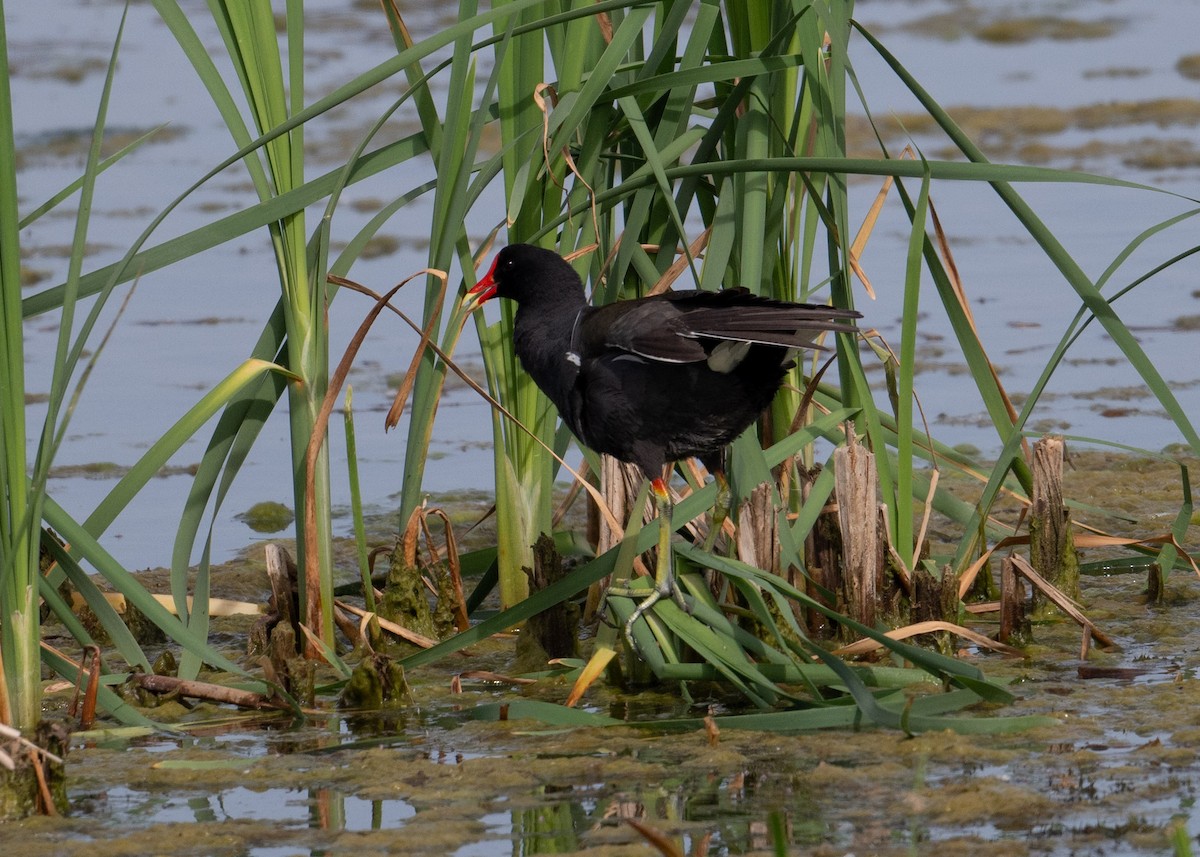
1, 0, 1199, 840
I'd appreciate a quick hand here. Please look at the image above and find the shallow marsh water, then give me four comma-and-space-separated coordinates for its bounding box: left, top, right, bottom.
6, 592, 1200, 857
7, 0, 1200, 854
1, 453, 1196, 856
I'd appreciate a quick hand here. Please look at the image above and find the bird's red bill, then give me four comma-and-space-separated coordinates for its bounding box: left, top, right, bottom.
466, 256, 500, 304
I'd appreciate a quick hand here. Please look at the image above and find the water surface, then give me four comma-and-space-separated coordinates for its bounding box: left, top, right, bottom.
12, 0, 1200, 570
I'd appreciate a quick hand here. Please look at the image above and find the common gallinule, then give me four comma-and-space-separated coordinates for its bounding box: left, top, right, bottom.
464, 243, 859, 634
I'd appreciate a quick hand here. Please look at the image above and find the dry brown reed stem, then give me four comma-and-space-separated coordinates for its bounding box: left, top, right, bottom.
67, 645, 100, 731
129, 673, 292, 711
424, 508, 469, 632
1008, 555, 1118, 651
31, 749, 58, 817
833, 620, 1024, 658
958, 531, 1199, 602
335, 601, 441, 650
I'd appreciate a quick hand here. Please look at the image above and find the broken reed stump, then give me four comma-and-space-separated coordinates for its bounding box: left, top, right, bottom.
515, 533, 581, 672
999, 556, 1031, 645
910, 563, 958, 654
339, 653, 410, 709
377, 504, 469, 643
1146, 552, 1164, 603
0, 722, 68, 820
740, 480, 819, 643
380, 546, 438, 643
1029, 436, 1080, 617
834, 428, 884, 631
587, 455, 651, 622
800, 464, 842, 638
737, 482, 779, 578
823, 428, 949, 640
247, 544, 314, 703
248, 543, 301, 655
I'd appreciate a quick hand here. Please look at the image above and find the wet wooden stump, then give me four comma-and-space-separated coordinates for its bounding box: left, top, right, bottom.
1030, 436, 1080, 616
739, 480, 815, 643
380, 550, 438, 643
736, 482, 779, 578
339, 653, 410, 709
911, 563, 958, 654
833, 429, 884, 631
1146, 556, 1164, 603
799, 464, 842, 638
516, 533, 580, 672
588, 456, 652, 622
596, 456, 646, 556
248, 543, 300, 652
999, 556, 1031, 645
0, 722, 68, 819
247, 544, 313, 702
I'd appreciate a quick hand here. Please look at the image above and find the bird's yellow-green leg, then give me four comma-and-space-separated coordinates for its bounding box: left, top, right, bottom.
701, 470, 730, 553
623, 477, 688, 639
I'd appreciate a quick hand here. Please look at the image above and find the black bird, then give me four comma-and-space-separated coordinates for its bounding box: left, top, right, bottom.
464, 243, 859, 633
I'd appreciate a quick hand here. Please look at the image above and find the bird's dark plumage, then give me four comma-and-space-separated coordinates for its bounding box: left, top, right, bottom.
466, 243, 860, 481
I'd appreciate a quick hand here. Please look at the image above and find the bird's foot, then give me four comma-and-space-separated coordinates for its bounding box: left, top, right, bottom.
622, 591, 658, 641
616, 574, 690, 641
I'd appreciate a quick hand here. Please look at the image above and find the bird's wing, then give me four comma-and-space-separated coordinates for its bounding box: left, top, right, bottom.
585, 300, 709, 364
681, 304, 859, 350
584, 290, 859, 363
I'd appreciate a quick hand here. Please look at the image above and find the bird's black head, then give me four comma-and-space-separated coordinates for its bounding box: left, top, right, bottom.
463, 244, 585, 311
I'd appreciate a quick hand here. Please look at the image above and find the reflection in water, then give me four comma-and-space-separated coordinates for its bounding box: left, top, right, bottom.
79, 747, 842, 855
100, 784, 415, 831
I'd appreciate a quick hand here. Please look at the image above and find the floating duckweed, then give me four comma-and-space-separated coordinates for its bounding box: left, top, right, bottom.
1083, 66, 1150, 79
895, 10, 1121, 44
19, 265, 49, 287
976, 16, 1119, 44
846, 100, 1200, 168
236, 501, 295, 533
47, 461, 124, 479
1177, 54, 1200, 80
358, 234, 400, 259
